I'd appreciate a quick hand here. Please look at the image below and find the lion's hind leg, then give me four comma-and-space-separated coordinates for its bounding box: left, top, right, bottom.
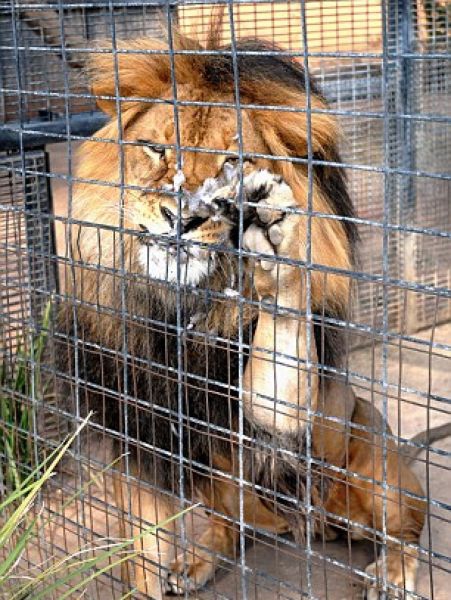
330, 398, 426, 600
363, 469, 424, 600
366, 437, 424, 598
365, 542, 420, 600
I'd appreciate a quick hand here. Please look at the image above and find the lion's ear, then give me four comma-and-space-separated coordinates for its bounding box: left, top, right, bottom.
87, 39, 172, 116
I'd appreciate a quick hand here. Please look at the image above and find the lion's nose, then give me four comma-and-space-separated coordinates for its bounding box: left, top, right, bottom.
159, 205, 209, 235
181, 215, 209, 234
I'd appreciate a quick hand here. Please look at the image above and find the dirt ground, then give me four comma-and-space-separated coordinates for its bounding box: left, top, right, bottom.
24, 322, 449, 600
22, 144, 449, 599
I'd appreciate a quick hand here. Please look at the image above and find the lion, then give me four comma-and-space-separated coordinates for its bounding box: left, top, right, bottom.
52, 25, 450, 600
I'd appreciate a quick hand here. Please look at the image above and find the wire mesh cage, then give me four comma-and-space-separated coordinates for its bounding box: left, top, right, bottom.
1, 1, 451, 599
0, 149, 55, 355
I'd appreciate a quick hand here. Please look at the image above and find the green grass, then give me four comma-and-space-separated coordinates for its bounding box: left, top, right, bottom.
1, 307, 193, 597
0, 414, 193, 599
1, 300, 52, 490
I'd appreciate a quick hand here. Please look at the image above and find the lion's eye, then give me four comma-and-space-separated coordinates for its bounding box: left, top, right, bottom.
137, 139, 166, 161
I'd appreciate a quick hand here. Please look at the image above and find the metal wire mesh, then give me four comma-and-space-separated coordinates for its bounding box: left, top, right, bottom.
0, 148, 55, 355
1, 1, 451, 600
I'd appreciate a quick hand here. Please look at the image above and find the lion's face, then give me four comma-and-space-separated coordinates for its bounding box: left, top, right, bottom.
74, 35, 352, 320
121, 92, 268, 286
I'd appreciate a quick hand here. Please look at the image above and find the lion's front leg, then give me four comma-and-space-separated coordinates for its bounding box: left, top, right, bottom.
115, 477, 178, 599
241, 170, 318, 434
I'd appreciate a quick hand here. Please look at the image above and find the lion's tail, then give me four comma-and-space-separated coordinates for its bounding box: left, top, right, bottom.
401, 422, 451, 465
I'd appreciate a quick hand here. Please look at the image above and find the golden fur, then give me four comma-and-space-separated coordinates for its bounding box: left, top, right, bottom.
73, 35, 351, 321
63, 27, 429, 600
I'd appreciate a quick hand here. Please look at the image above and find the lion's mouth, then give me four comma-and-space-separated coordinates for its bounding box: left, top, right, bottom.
137, 163, 248, 285
139, 237, 206, 263
138, 232, 219, 286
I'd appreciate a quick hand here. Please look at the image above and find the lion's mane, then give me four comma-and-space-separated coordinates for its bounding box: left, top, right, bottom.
54, 30, 357, 528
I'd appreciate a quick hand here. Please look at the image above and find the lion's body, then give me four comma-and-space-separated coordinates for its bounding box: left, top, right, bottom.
56, 296, 243, 492
58, 33, 356, 509
56, 28, 425, 599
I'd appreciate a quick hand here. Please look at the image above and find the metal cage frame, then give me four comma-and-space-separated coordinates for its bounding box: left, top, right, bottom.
1, 2, 450, 599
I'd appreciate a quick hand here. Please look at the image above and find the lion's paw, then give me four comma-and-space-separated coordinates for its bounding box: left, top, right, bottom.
165, 548, 216, 595
364, 556, 417, 600
241, 170, 301, 303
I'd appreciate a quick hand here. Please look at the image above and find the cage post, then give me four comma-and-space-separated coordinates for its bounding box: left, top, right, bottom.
386, 0, 419, 332
0, 148, 56, 356
399, 0, 419, 331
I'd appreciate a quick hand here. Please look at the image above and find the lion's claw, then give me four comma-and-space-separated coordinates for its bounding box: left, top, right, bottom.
242, 169, 297, 249
243, 223, 275, 262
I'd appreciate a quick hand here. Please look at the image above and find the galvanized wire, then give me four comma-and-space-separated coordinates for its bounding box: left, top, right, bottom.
1, 1, 451, 599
